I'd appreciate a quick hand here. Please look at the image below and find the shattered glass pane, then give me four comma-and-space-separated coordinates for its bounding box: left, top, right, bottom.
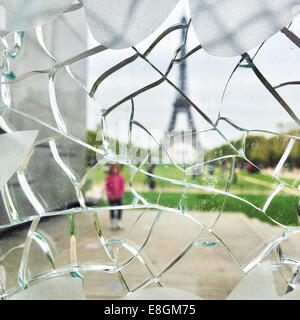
0, 0, 300, 300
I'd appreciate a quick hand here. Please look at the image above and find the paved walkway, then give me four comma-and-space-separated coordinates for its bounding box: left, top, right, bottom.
4, 210, 299, 299
68, 210, 298, 300
240, 175, 299, 196
81, 182, 300, 299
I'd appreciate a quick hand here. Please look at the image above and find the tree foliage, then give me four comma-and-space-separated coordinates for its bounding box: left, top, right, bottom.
206, 130, 300, 168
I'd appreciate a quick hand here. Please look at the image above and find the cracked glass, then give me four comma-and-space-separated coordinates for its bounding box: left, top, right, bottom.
0, 0, 300, 300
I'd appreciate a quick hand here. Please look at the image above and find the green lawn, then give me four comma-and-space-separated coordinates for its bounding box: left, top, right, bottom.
87, 164, 299, 227
239, 170, 297, 186
86, 164, 272, 191
97, 191, 299, 227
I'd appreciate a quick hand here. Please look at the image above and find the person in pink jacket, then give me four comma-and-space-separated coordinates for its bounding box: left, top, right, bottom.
105, 164, 125, 230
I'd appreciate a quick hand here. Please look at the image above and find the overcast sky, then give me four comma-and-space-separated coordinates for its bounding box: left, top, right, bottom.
86, 0, 300, 149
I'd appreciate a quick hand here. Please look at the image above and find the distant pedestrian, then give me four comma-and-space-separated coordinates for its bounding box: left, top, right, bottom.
147, 163, 156, 190
208, 164, 214, 176
220, 164, 226, 181
105, 164, 125, 230
192, 165, 201, 180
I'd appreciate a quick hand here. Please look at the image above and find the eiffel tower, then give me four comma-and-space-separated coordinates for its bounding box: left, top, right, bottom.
161, 16, 201, 165
168, 17, 196, 134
